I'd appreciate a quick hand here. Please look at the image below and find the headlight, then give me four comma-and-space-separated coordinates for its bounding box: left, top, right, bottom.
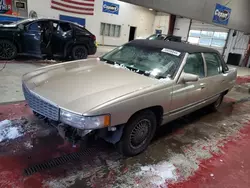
60, 109, 110, 130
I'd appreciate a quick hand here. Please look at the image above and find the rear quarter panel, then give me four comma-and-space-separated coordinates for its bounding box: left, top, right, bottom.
226, 67, 237, 90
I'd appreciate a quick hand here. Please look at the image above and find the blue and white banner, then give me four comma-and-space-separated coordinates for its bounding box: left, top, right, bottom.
102, 1, 119, 15
213, 3, 231, 25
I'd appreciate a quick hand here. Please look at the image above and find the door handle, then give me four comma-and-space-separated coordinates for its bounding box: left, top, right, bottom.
200, 83, 205, 89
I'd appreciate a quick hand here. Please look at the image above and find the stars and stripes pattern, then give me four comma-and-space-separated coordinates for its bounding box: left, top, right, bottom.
51, 0, 95, 15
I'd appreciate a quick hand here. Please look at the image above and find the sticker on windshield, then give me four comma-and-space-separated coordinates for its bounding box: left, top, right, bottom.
161, 48, 181, 56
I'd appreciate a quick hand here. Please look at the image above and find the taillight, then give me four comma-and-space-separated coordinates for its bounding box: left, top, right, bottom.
91, 35, 96, 41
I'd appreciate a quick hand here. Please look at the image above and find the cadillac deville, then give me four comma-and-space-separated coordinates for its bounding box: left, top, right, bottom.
22, 40, 237, 156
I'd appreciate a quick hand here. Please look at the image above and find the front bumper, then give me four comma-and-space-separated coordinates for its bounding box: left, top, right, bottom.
23, 83, 97, 143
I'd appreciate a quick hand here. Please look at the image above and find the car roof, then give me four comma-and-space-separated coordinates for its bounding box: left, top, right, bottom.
22, 18, 83, 27
129, 39, 219, 54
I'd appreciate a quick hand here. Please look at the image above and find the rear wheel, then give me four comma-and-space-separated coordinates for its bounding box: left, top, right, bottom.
71, 45, 88, 60
117, 110, 157, 156
0, 40, 17, 60
210, 94, 224, 111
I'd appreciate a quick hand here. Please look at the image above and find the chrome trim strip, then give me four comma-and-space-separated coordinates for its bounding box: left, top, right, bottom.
22, 82, 59, 108
174, 53, 188, 83
164, 93, 220, 116
23, 82, 60, 121
201, 53, 208, 77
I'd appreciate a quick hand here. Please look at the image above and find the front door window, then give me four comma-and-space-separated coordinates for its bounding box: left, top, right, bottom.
184, 53, 205, 78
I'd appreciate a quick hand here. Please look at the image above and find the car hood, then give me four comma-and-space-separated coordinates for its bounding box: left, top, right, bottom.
23, 59, 159, 114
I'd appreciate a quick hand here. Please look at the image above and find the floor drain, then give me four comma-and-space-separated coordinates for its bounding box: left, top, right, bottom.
24, 148, 94, 176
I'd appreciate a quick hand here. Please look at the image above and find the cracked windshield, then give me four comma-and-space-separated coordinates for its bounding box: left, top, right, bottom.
101, 44, 182, 79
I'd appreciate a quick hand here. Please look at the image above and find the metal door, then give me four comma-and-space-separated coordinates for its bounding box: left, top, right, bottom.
170, 53, 207, 114
22, 21, 42, 57
203, 52, 229, 97
182, 53, 208, 105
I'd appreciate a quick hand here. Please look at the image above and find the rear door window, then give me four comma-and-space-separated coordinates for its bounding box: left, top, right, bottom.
58, 22, 72, 32
203, 53, 223, 76
28, 22, 41, 31
73, 25, 91, 35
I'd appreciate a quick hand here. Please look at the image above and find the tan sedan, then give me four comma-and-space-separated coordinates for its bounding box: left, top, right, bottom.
22, 40, 237, 156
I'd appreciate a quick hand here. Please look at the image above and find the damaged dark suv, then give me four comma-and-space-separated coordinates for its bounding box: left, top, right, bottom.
0, 18, 97, 60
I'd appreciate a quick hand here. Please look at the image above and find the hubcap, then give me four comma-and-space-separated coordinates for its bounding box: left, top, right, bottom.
130, 119, 151, 149
0, 42, 14, 59
75, 48, 85, 59
214, 96, 222, 108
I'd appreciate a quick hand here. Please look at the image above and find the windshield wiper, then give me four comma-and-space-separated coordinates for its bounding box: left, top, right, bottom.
99, 57, 117, 65
101, 59, 154, 77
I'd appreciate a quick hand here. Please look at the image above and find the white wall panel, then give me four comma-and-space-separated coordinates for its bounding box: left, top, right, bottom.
173, 17, 191, 41
27, 0, 155, 46
224, 30, 249, 66
153, 12, 170, 34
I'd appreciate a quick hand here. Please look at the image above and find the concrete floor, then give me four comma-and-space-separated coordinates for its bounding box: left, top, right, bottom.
230, 65, 250, 76
0, 91, 250, 188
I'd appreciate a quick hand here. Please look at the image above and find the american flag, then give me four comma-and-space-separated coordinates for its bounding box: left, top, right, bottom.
51, 0, 95, 15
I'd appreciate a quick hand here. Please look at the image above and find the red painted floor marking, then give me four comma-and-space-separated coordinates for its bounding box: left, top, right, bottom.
169, 121, 250, 188
236, 75, 250, 85
0, 102, 32, 121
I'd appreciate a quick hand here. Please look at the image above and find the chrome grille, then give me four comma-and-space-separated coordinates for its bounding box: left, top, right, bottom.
22, 84, 60, 121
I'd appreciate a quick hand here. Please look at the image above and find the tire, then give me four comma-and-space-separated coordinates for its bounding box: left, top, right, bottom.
71, 45, 88, 60
0, 40, 17, 60
117, 110, 157, 156
210, 94, 224, 111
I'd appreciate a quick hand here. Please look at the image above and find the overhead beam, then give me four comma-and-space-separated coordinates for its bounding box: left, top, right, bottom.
119, 0, 250, 33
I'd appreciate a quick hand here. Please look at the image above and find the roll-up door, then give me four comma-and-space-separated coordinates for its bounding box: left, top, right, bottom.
188, 20, 229, 54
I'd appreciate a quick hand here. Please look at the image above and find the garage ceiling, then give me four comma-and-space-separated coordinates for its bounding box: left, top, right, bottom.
119, 0, 250, 33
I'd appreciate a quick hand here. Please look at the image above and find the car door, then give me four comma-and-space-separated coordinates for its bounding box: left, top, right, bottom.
203, 53, 229, 97
22, 21, 42, 57
169, 53, 206, 116
182, 53, 208, 106
51, 21, 73, 55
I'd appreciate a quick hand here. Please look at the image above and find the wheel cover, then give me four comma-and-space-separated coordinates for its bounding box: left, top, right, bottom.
0, 41, 15, 59
130, 119, 151, 149
74, 48, 85, 59
214, 95, 223, 108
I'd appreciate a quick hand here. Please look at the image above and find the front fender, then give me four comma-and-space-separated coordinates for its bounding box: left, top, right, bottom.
0, 35, 22, 52
86, 83, 174, 126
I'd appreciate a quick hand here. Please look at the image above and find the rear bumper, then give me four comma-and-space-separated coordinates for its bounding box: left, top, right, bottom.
88, 45, 97, 55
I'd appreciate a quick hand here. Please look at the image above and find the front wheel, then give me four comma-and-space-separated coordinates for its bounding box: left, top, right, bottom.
116, 110, 157, 156
71, 45, 88, 60
0, 40, 17, 60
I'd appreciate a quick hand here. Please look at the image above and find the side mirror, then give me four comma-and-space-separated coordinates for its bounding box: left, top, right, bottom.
180, 73, 199, 83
